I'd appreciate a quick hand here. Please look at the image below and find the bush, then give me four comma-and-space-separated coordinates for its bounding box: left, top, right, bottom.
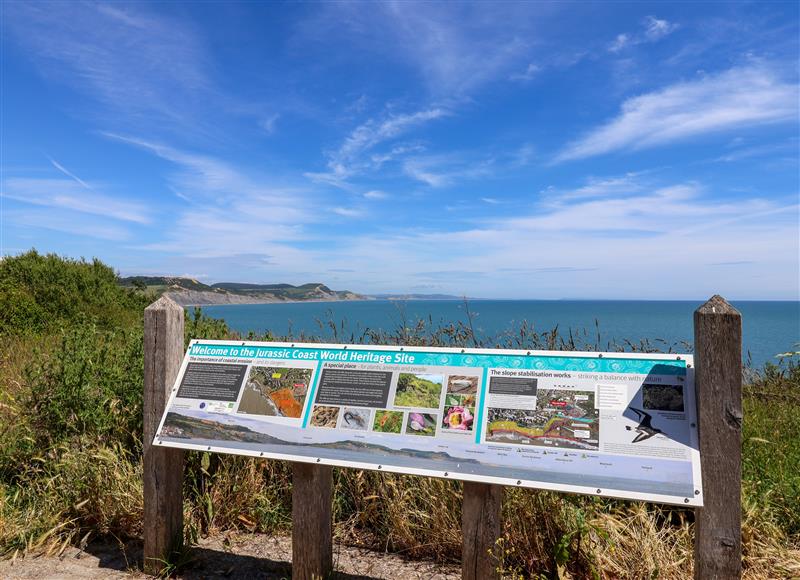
0, 250, 149, 335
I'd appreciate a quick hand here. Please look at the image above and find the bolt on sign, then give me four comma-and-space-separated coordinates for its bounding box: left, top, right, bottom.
155, 340, 703, 505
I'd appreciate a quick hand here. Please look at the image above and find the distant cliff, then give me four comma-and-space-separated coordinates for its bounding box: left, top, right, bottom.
119, 277, 367, 306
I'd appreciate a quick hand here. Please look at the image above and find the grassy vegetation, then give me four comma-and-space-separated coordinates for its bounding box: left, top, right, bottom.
0, 251, 798, 578
394, 373, 443, 408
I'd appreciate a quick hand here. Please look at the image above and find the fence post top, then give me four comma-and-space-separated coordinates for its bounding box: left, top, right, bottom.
145, 294, 183, 312
695, 294, 741, 317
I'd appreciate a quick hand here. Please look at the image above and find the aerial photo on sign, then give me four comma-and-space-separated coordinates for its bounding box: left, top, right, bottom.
155, 340, 702, 505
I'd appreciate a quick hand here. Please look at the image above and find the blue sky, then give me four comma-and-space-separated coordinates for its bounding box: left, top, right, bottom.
1, 1, 798, 299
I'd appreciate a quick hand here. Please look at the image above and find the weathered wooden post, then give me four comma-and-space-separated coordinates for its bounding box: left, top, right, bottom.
462, 481, 503, 580
693, 295, 742, 579
143, 296, 185, 575
292, 462, 333, 579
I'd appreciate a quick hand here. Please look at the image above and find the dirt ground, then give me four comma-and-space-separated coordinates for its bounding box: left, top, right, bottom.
0, 533, 461, 579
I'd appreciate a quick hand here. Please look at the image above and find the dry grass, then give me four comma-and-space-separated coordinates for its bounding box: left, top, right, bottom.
334, 471, 462, 560
2, 438, 798, 578
0, 443, 142, 559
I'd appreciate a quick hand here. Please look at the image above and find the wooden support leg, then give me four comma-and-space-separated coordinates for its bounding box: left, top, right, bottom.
292, 462, 333, 579
462, 481, 503, 580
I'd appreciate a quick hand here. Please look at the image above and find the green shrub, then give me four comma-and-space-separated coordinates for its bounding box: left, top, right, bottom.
0, 250, 149, 335
0, 322, 144, 480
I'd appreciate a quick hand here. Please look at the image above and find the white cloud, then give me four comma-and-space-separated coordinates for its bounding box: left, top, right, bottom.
104, 133, 312, 219
608, 34, 631, 53
541, 173, 646, 201
510, 63, 542, 82
364, 190, 389, 199
302, 3, 545, 96
513, 144, 537, 167
402, 152, 495, 187
644, 16, 679, 41
5, 2, 210, 128
306, 108, 448, 186
3, 177, 150, 224
555, 64, 799, 162
608, 15, 679, 52
4, 208, 132, 241
332, 207, 364, 218
260, 114, 280, 135
49, 158, 90, 189
338, 109, 447, 165
102, 134, 327, 261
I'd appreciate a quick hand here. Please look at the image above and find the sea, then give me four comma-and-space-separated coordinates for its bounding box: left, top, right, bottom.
200, 300, 799, 369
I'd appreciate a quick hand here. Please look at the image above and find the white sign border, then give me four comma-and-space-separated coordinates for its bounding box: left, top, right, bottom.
155, 339, 702, 507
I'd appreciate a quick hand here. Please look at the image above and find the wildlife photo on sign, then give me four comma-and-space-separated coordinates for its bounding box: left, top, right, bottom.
447, 375, 479, 394
238, 366, 311, 419
339, 407, 371, 431
310, 405, 339, 428
373, 410, 404, 433
405, 412, 438, 436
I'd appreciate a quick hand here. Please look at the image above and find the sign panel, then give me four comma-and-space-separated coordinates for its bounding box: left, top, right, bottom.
155, 340, 703, 506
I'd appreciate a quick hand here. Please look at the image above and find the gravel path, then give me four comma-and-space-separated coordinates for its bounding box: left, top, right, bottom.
0, 534, 460, 579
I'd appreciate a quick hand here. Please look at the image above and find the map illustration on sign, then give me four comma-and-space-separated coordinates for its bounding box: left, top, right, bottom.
154, 340, 703, 506
238, 366, 311, 418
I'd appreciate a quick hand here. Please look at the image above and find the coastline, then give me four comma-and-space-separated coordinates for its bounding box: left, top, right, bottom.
169, 292, 375, 307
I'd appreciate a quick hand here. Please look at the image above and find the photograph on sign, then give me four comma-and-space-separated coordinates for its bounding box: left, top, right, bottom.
155, 341, 702, 505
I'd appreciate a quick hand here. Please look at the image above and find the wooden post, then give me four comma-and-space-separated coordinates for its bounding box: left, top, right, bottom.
462, 481, 503, 580
143, 296, 185, 575
693, 295, 742, 579
292, 462, 333, 579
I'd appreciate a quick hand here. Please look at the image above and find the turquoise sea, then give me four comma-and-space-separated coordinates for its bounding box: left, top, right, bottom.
201, 300, 799, 369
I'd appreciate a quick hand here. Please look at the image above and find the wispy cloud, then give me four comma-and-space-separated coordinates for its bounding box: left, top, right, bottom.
4, 208, 132, 241
540, 172, 646, 201
644, 16, 680, 41
5, 2, 211, 131
509, 63, 542, 82
332, 207, 364, 218
402, 150, 512, 188
259, 114, 280, 135
104, 133, 311, 218
301, 2, 547, 96
555, 64, 799, 162
48, 158, 91, 189
609, 15, 679, 52
100, 133, 325, 261
710, 138, 799, 163
3, 176, 150, 224
306, 107, 448, 186
363, 190, 390, 199
4, 1, 277, 141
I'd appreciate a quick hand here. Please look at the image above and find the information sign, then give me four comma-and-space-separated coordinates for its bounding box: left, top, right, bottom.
155, 340, 703, 505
